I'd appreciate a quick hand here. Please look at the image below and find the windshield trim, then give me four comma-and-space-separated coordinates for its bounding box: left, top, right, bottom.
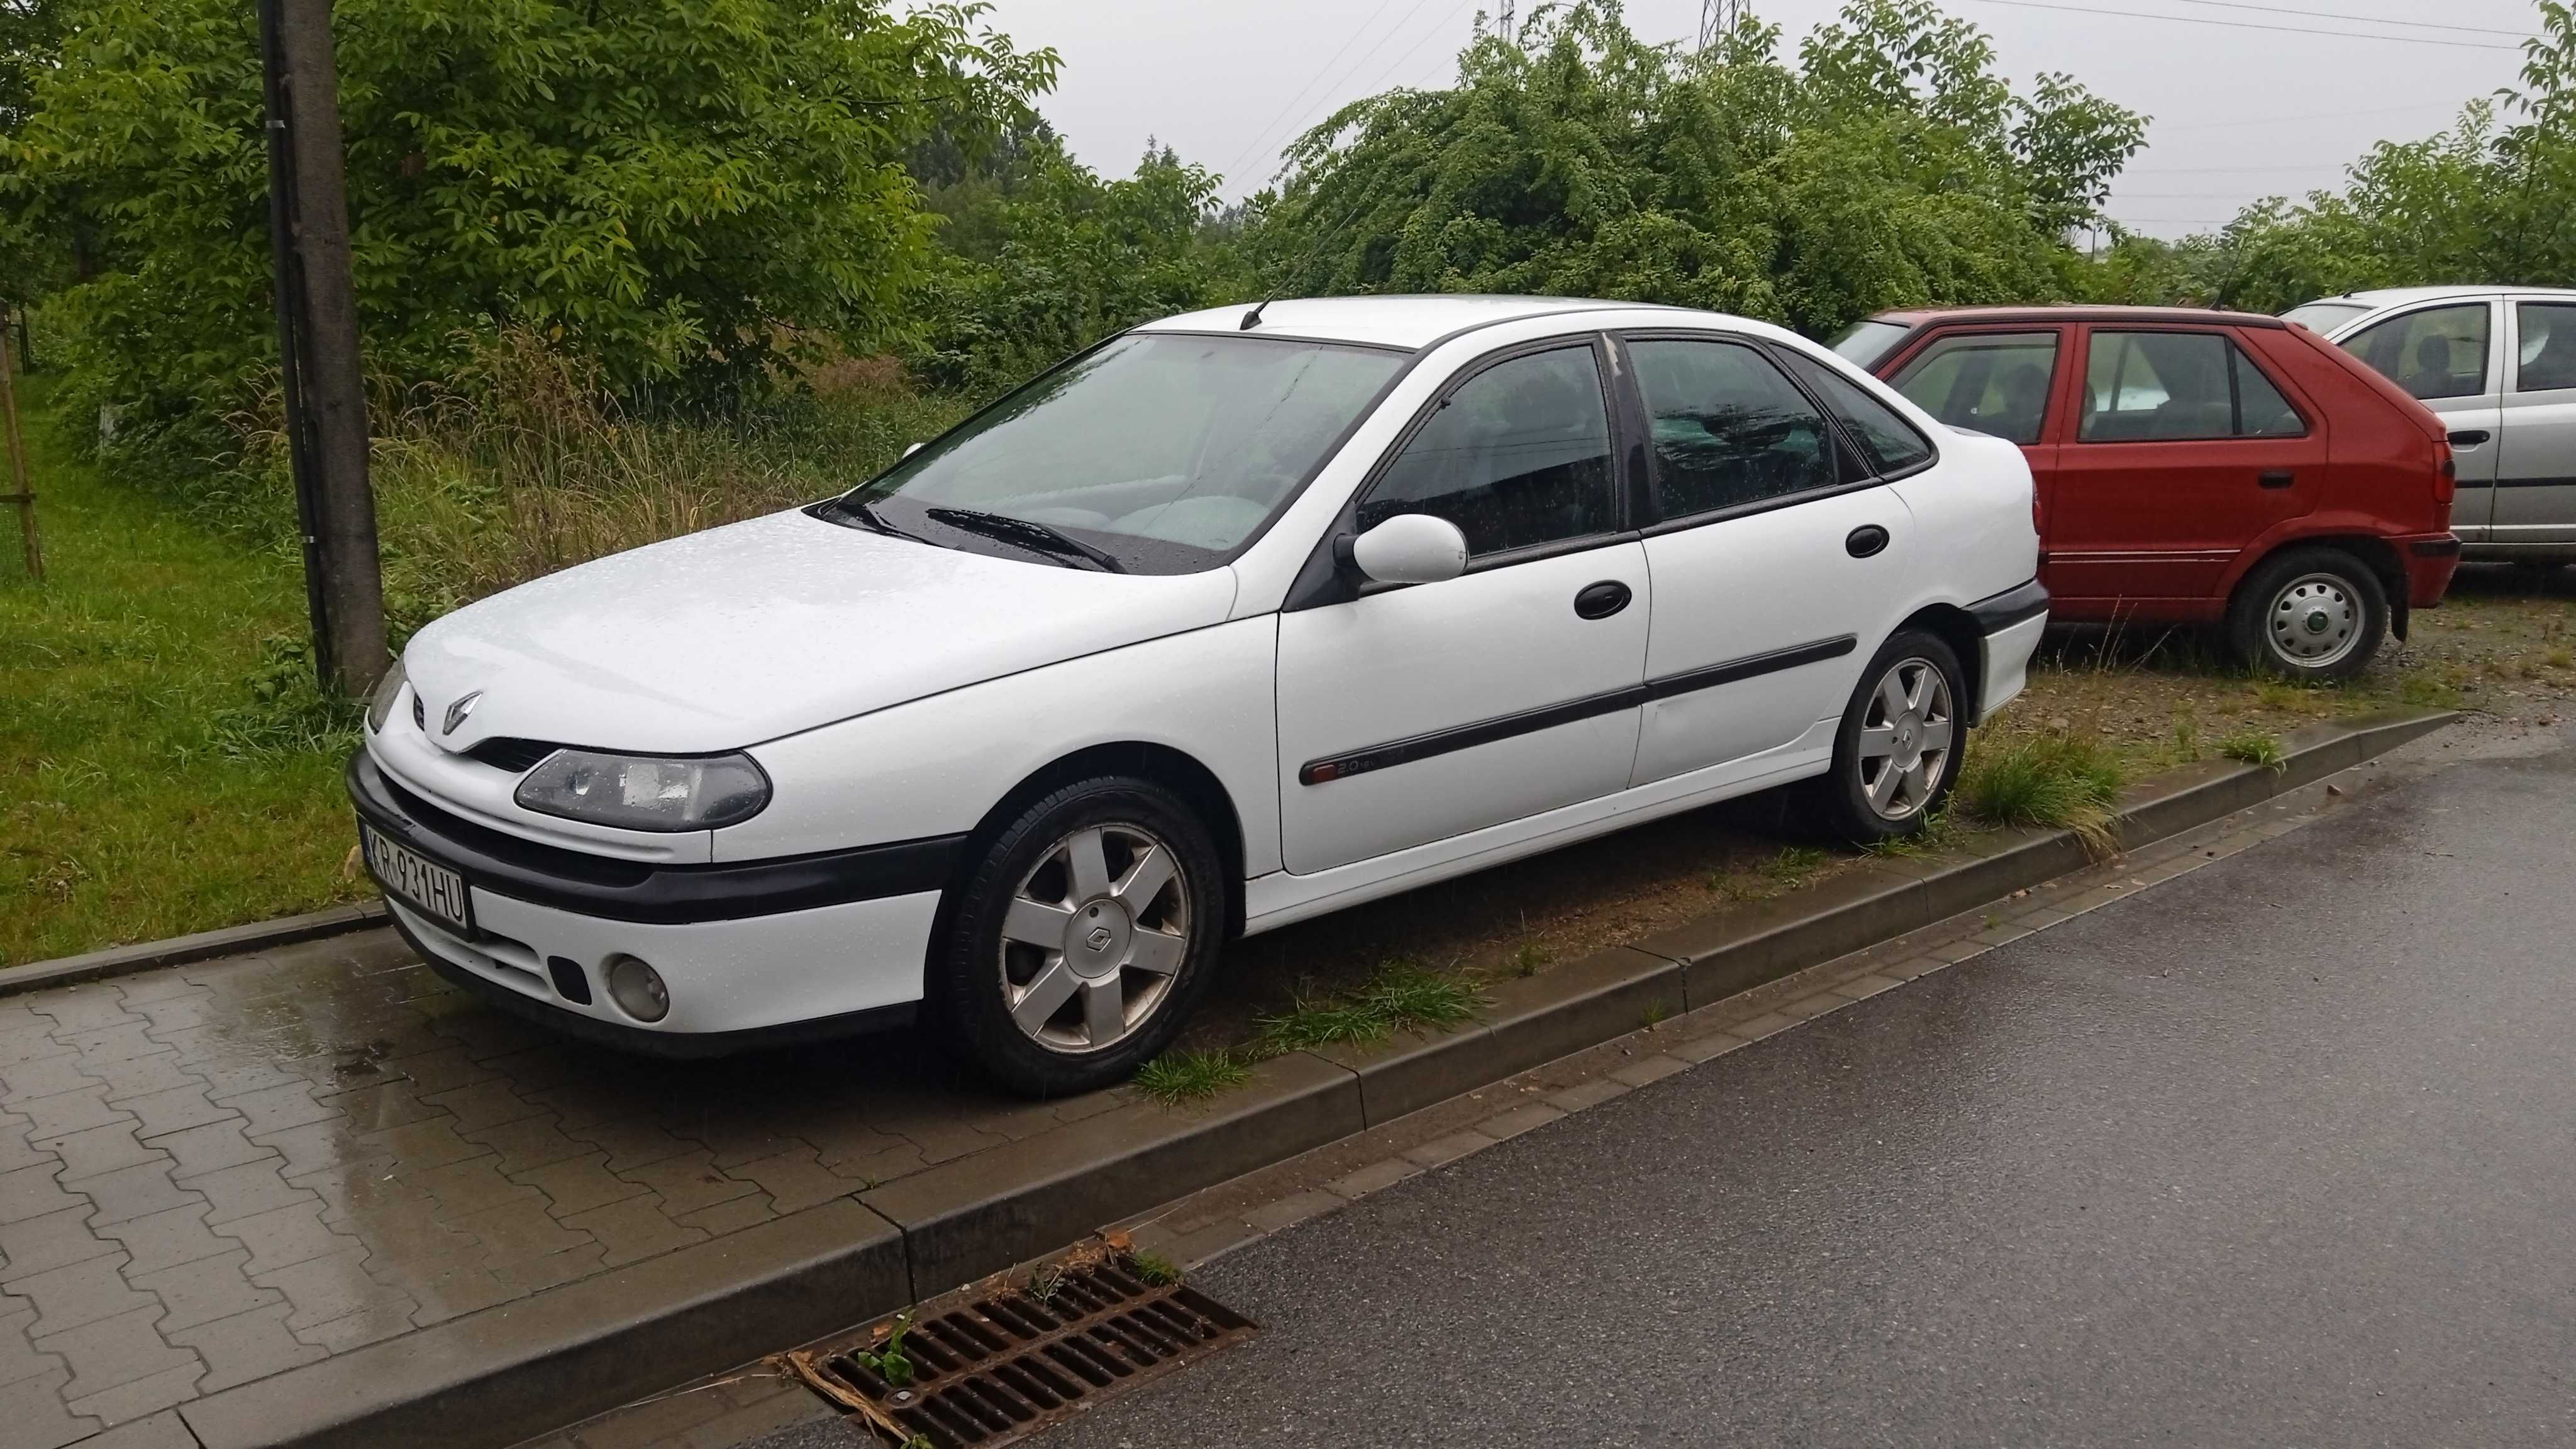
817, 329, 1428, 574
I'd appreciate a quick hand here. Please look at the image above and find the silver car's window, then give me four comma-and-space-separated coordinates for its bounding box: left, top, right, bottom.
1889, 331, 2058, 445
2282, 300, 2370, 333
1359, 346, 1618, 558
841, 334, 1404, 574
2515, 303, 2576, 392
2340, 304, 2490, 401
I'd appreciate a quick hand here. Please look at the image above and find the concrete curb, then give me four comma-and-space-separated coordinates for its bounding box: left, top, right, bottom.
1, 901, 385, 997
77, 708, 2459, 1449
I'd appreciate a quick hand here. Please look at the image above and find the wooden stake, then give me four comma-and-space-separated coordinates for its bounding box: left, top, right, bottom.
0, 321, 40, 582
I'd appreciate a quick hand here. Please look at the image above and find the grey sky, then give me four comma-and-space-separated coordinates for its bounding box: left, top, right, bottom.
972, 0, 2538, 239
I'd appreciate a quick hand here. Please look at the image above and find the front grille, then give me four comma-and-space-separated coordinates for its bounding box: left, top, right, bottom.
375, 774, 653, 888
789, 1258, 1256, 1447
465, 736, 563, 772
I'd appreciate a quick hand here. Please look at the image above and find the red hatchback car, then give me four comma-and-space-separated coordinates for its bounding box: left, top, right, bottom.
1836, 306, 2461, 679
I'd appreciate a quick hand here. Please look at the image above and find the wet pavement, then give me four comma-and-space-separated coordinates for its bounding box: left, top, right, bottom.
1011, 733, 2576, 1448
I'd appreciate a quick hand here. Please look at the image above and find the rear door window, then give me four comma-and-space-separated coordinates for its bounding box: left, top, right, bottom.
2339, 303, 2490, 400
2080, 331, 2307, 441
1886, 331, 2058, 445
1628, 339, 1836, 518
2514, 303, 2576, 392
1780, 351, 1937, 475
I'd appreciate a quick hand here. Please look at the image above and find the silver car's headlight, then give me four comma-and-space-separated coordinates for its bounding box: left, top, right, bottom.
513, 750, 771, 831
367, 658, 409, 733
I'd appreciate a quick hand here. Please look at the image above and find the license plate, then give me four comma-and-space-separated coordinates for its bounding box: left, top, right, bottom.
360, 822, 474, 935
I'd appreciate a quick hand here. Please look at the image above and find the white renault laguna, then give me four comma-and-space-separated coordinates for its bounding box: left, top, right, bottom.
352, 296, 2047, 1094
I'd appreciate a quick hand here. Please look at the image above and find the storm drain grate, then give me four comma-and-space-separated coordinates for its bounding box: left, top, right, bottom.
787, 1257, 1257, 1447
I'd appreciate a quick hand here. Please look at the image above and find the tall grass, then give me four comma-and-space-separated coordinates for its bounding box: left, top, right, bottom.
366, 332, 967, 635
1955, 731, 2126, 856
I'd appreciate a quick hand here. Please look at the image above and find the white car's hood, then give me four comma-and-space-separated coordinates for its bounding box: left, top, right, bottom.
402, 509, 1241, 756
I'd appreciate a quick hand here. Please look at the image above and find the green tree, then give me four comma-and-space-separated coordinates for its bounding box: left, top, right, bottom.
1245, 0, 2145, 337
1, 0, 1052, 452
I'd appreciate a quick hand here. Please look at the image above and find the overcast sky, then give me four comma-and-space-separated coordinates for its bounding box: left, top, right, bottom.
970, 0, 2540, 239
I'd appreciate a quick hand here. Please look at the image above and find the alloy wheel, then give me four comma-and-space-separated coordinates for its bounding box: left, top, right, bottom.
997, 823, 1191, 1054
2266, 573, 2362, 669
1857, 657, 1955, 822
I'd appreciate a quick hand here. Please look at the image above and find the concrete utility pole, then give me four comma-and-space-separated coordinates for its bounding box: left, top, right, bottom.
1, 321, 39, 581
259, 0, 386, 695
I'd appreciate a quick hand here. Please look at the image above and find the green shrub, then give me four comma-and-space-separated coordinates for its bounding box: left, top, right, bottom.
1957, 732, 2124, 853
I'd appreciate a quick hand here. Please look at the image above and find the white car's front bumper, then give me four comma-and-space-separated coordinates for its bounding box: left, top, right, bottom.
351, 751, 952, 1053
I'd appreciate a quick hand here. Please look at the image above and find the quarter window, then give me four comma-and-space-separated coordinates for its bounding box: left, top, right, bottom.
1360, 346, 1617, 557
2340, 303, 2490, 400
2515, 303, 2576, 392
1629, 340, 1837, 519
2080, 331, 2307, 442
1782, 352, 1938, 475
1887, 332, 2058, 445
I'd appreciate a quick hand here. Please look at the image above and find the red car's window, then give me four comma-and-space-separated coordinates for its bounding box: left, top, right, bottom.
1887, 331, 2058, 445
2080, 331, 2307, 442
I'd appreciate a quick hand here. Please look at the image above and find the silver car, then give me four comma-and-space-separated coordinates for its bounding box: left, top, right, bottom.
2285, 286, 2576, 563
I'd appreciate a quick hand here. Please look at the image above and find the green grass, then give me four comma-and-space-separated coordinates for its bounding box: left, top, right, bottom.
1126, 1250, 1182, 1286
1509, 941, 1553, 977
1255, 959, 1485, 1054
2216, 730, 2287, 772
2397, 670, 2467, 709
1, 379, 369, 967
1130, 1048, 1251, 1106
1955, 731, 2126, 855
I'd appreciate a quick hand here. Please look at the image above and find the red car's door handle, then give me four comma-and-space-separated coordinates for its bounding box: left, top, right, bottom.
2257, 470, 2296, 489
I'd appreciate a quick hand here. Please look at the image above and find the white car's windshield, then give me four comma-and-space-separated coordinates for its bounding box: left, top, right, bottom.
828, 333, 1407, 574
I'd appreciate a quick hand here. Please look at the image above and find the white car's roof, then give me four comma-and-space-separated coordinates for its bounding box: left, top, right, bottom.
1138, 294, 1692, 351
2311, 284, 2576, 310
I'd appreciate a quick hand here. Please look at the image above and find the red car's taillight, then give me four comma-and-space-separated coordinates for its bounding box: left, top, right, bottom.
2434, 437, 2457, 505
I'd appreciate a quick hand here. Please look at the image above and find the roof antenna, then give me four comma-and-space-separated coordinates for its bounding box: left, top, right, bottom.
1239, 296, 1274, 331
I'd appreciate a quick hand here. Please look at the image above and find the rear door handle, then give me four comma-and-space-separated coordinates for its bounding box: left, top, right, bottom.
2258, 470, 2296, 489
1845, 525, 1890, 558
1573, 580, 1632, 619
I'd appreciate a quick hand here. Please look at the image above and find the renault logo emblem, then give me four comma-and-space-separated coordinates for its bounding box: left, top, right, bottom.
1085, 926, 1114, 952
442, 691, 482, 736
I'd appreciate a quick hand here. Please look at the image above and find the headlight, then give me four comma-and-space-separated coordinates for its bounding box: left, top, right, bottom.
512, 750, 771, 831
367, 658, 409, 733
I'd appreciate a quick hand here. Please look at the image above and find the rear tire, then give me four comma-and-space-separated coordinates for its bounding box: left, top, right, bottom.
2226, 547, 2387, 682
933, 777, 1225, 1097
1810, 630, 1967, 845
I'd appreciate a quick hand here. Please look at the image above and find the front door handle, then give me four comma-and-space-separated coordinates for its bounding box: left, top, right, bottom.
2258, 470, 2296, 489
1573, 580, 1632, 619
2448, 429, 2492, 448
1845, 525, 1890, 558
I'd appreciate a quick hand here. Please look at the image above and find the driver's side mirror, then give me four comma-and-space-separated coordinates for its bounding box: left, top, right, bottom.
1339, 513, 1468, 586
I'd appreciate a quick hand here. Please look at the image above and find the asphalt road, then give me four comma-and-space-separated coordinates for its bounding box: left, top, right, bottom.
1008, 736, 2576, 1448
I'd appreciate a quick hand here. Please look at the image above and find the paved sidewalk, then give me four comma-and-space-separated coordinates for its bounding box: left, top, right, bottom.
0, 928, 1126, 1446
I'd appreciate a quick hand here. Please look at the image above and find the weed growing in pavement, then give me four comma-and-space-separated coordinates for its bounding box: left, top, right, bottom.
855, 1313, 916, 1388
1955, 731, 2124, 856
1510, 942, 1554, 977
1127, 1251, 1182, 1286
2550, 647, 2574, 670
1641, 1000, 1670, 1030
2216, 730, 2287, 772
1255, 959, 1485, 1053
1024, 1265, 1065, 1308
1133, 1049, 1250, 1106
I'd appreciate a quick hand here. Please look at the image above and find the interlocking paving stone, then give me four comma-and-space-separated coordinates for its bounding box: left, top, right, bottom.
70, 1163, 206, 1228
557, 1196, 708, 1269
36, 1302, 197, 1404
176, 1159, 315, 1226
0, 1208, 121, 1282
14, 1255, 150, 1338
0, 1366, 98, 1449
128, 1250, 279, 1333
91, 1206, 229, 1278
513, 1155, 650, 1218
149, 1121, 273, 1182
0, 1297, 64, 1387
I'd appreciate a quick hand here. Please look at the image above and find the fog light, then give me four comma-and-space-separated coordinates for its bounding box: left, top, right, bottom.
605, 955, 669, 1023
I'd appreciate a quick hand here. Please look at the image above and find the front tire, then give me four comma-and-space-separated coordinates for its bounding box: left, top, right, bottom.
934, 776, 1225, 1097
1812, 630, 1967, 844
2226, 547, 2387, 682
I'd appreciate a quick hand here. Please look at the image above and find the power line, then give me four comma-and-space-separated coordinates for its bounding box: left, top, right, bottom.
2150, 0, 2532, 38
1951, 0, 2524, 50
2150, 102, 2467, 133
1219, 0, 1447, 186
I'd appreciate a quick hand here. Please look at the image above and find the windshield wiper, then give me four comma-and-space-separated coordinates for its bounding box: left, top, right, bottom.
821, 494, 927, 543
923, 506, 1126, 574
